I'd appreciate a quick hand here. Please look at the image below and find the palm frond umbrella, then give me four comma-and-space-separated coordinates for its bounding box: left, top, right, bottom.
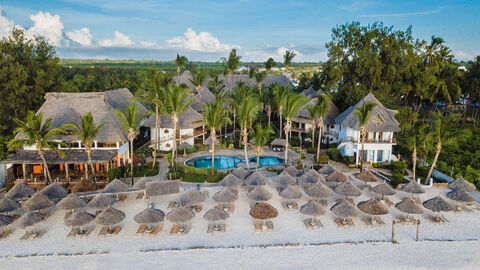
284, 165, 301, 177
317, 164, 337, 175
446, 188, 475, 203
219, 174, 243, 187
401, 181, 425, 195
356, 170, 380, 186
133, 177, 151, 190
300, 201, 326, 216
396, 198, 424, 215
145, 181, 180, 196
273, 172, 297, 187
179, 189, 207, 206
213, 188, 238, 203
203, 207, 230, 222
245, 171, 268, 186
279, 185, 302, 199
16, 211, 45, 229
326, 171, 348, 182
94, 207, 126, 231
231, 167, 249, 180
166, 207, 195, 223
40, 182, 67, 200
87, 194, 116, 209
247, 186, 272, 201
57, 194, 86, 211
357, 199, 388, 215
249, 202, 278, 220
0, 198, 20, 214
298, 170, 325, 186
71, 178, 96, 193
134, 204, 165, 232
423, 196, 454, 214
103, 179, 129, 193
334, 181, 362, 198
331, 201, 361, 218
0, 214, 13, 227
64, 210, 95, 232
5, 182, 35, 201
22, 193, 55, 211
372, 182, 396, 199
305, 182, 334, 198
448, 176, 476, 191
178, 142, 193, 156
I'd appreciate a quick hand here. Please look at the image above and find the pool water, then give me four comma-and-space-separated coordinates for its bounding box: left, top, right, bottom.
185, 155, 284, 169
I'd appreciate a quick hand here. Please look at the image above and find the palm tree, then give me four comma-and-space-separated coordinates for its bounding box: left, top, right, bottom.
237, 95, 261, 170
208, 70, 225, 94
64, 112, 106, 183
8, 112, 67, 184
251, 124, 274, 171
164, 84, 195, 170
248, 66, 258, 87
189, 70, 207, 100
273, 85, 291, 138
175, 53, 188, 83
261, 86, 275, 127
203, 100, 232, 174
353, 100, 377, 172
282, 93, 308, 164
255, 71, 267, 96
283, 50, 296, 72
221, 49, 241, 90
424, 36, 445, 68
265, 57, 276, 72
314, 94, 330, 163
115, 102, 145, 185
228, 84, 250, 142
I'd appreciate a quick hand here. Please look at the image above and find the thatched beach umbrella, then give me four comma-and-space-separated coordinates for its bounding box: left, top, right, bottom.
57, 194, 86, 210
446, 189, 475, 202
0, 214, 13, 227
284, 165, 301, 177
356, 170, 380, 184
448, 176, 476, 191
330, 201, 361, 218
231, 167, 249, 180
245, 171, 268, 186
103, 179, 129, 193
213, 188, 238, 203
423, 196, 454, 213
273, 172, 297, 186
247, 186, 272, 201
372, 182, 396, 199
326, 171, 348, 182
166, 207, 195, 223
134, 204, 165, 231
16, 211, 45, 229
145, 181, 180, 196
94, 207, 126, 226
300, 201, 326, 216
64, 211, 95, 228
178, 142, 193, 156
334, 181, 362, 198
40, 182, 67, 200
401, 181, 425, 194
396, 198, 424, 214
87, 194, 116, 209
71, 178, 96, 193
298, 170, 325, 186
180, 189, 207, 206
317, 164, 337, 175
0, 198, 20, 214
133, 177, 151, 190
22, 193, 55, 211
219, 174, 243, 187
305, 182, 334, 198
357, 199, 389, 215
249, 202, 278, 220
5, 182, 35, 201
203, 207, 230, 222
279, 185, 302, 199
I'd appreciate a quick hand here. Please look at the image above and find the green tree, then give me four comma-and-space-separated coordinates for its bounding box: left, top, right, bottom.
255, 71, 267, 96
353, 100, 377, 171
221, 49, 241, 90
228, 84, 250, 142
282, 93, 308, 164
251, 124, 274, 171
265, 58, 276, 72
261, 86, 275, 128
208, 70, 225, 94
313, 94, 330, 163
248, 66, 258, 87
175, 53, 188, 83
237, 95, 261, 170
464, 56, 480, 126
273, 85, 291, 138
283, 50, 296, 72
189, 70, 207, 99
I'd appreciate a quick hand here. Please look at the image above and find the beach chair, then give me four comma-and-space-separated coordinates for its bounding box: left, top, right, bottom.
315, 218, 323, 228
362, 216, 373, 226
98, 226, 108, 236
80, 226, 95, 237
384, 198, 395, 207
137, 224, 147, 235
118, 194, 127, 201
291, 202, 299, 209
0, 229, 11, 240
439, 214, 449, 223
334, 217, 345, 227
207, 224, 214, 234
68, 227, 80, 238
253, 221, 263, 231
192, 205, 202, 213
395, 215, 407, 223
136, 193, 143, 199
345, 217, 355, 226
281, 202, 288, 210
373, 216, 385, 225
170, 224, 180, 235
31, 230, 45, 239
20, 231, 33, 240
179, 225, 191, 235
219, 223, 226, 232
150, 225, 162, 235
110, 226, 122, 235
265, 221, 274, 230
427, 215, 441, 224
304, 219, 313, 229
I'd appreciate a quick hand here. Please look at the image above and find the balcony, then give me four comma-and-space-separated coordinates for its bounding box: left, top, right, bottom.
352, 138, 396, 144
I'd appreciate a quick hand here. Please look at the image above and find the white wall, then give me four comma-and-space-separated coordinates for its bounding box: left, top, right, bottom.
150, 127, 195, 151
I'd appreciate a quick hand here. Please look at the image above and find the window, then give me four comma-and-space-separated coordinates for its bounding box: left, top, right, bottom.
164, 129, 169, 134
165, 143, 171, 148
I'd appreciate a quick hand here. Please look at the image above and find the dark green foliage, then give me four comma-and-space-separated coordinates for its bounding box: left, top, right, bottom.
327, 147, 341, 161
317, 154, 329, 164
306, 147, 316, 154
390, 160, 407, 174
169, 163, 226, 183
5, 182, 14, 192
107, 167, 123, 181
344, 156, 356, 165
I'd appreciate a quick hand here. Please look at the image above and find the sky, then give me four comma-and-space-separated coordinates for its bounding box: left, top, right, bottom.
0, 0, 479, 62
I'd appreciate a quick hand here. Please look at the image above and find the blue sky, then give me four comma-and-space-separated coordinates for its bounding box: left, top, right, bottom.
0, 0, 479, 61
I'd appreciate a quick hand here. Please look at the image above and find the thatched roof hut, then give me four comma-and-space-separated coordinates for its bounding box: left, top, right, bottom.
423, 196, 454, 212
203, 207, 230, 221
145, 181, 180, 196
219, 174, 243, 187
284, 165, 301, 177
16, 211, 45, 228
298, 170, 325, 186
166, 207, 195, 223
179, 189, 207, 206
317, 164, 337, 176
299, 201, 326, 216
87, 194, 116, 209
270, 138, 286, 146
244, 172, 268, 186
401, 181, 425, 194
71, 178, 96, 193
0, 198, 20, 213
395, 198, 424, 214
334, 181, 362, 197
212, 188, 238, 203
40, 182, 67, 200
0, 214, 13, 227
22, 193, 55, 211
134, 205, 165, 224
448, 177, 476, 191
94, 207, 126, 226
247, 186, 272, 201
446, 189, 475, 202
356, 170, 380, 183
178, 142, 193, 150
133, 177, 151, 190
64, 211, 95, 227
103, 179, 129, 193
279, 186, 302, 199
249, 202, 278, 220
57, 194, 86, 210
331, 201, 361, 218
372, 183, 396, 197
273, 172, 297, 186
305, 182, 334, 198
5, 182, 35, 201
357, 199, 388, 215
326, 171, 348, 182
231, 167, 249, 180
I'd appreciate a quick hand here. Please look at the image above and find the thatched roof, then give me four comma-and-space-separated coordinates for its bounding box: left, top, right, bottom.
166, 207, 195, 223
294, 97, 341, 126
203, 207, 230, 221
178, 142, 193, 150
335, 93, 400, 132
331, 201, 361, 218
284, 165, 301, 177
279, 186, 302, 199
356, 171, 380, 182
371, 182, 396, 196
6, 149, 117, 164
395, 198, 424, 214
357, 199, 389, 215
270, 138, 286, 146
219, 174, 243, 187
247, 186, 272, 201
71, 178, 96, 193
144, 106, 203, 129
300, 87, 318, 99
5, 182, 35, 201
244, 171, 268, 186
299, 201, 326, 216
446, 189, 476, 202
273, 172, 297, 186
305, 182, 334, 198
203, 135, 218, 145
133, 177, 151, 190
179, 189, 207, 206
145, 181, 180, 196
134, 205, 165, 224
94, 207, 126, 226
87, 194, 116, 209
298, 170, 325, 186
103, 179, 129, 193
249, 202, 278, 220
326, 171, 348, 182
64, 211, 95, 227
401, 181, 425, 194
317, 164, 337, 176
57, 194, 86, 210
0, 198, 20, 213
16, 211, 45, 228
334, 181, 362, 197
423, 196, 454, 212
104, 88, 148, 117
39, 182, 67, 200
0, 214, 13, 227
231, 167, 249, 180
448, 176, 476, 191
22, 193, 55, 211
212, 188, 238, 203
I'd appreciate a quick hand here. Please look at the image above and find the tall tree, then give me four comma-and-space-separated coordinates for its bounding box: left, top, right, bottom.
175, 53, 188, 84
273, 85, 291, 138
189, 70, 207, 99
464, 56, 480, 126
307, 105, 320, 149
353, 100, 377, 171
228, 84, 250, 142
248, 66, 258, 87
221, 49, 241, 90
282, 93, 308, 164
261, 86, 275, 127
283, 50, 296, 72
208, 70, 225, 94
314, 94, 331, 163
251, 124, 274, 171
265, 57, 276, 72
237, 95, 261, 170
255, 71, 267, 96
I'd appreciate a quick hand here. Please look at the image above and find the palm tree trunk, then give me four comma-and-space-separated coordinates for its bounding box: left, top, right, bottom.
211, 130, 216, 175
38, 148, 52, 184
152, 105, 159, 170
267, 107, 271, 127
284, 119, 290, 165
130, 138, 134, 186
87, 147, 96, 183
316, 122, 323, 163
256, 152, 260, 171
242, 128, 250, 170
311, 121, 315, 148
279, 110, 283, 139
233, 109, 236, 141
412, 147, 417, 182
359, 127, 366, 172
171, 116, 178, 171
177, 67, 180, 84
425, 141, 441, 184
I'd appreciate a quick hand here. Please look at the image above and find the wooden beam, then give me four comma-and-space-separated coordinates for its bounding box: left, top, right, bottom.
22, 163, 27, 181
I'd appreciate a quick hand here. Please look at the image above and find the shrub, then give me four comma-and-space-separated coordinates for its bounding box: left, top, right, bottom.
327, 147, 340, 161
390, 160, 407, 174
306, 147, 316, 154
345, 156, 356, 165
416, 166, 429, 178
107, 167, 122, 181
317, 154, 329, 164
5, 182, 14, 192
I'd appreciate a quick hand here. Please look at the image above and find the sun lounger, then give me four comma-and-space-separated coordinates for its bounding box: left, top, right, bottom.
170, 224, 179, 235
137, 224, 147, 235
68, 227, 80, 237
253, 221, 262, 231
427, 215, 441, 224
304, 219, 313, 229
265, 221, 274, 230
11, 214, 20, 222
109, 226, 121, 235
31, 229, 45, 239
0, 229, 11, 240
373, 216, 385, 225
219, 223, 226, 232
439, 214, 449, 223
395, 215, 407, 223
136, 193, 143, 199
98, 226, 108, 236
345, 217, 355, 226
334, 217, 345, 227
362, 216, 373, 226
80, 226, 94, 237
20, 231, 33, 240
118, 194, 127, 201
149, 225, 162, 235
207, 224, 214, 234
384, 198, 395, 207
179, 225, 191, 235
191, 205, 202, 213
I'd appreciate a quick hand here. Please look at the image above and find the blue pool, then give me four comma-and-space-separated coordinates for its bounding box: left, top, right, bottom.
185, 155, 284, 169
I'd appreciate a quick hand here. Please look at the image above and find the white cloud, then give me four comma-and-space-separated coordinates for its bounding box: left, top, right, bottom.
167, 28, 239, 52
0, 7, 16, 39
99, 31, 134, 47
276, 47, 302, 58
25, 11, 64, 46
66, 27, 92, 46
138, 40, 159, 48
359, 10, 439, 18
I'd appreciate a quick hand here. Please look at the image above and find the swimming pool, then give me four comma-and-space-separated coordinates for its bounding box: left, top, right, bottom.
185, 155, 284, 169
